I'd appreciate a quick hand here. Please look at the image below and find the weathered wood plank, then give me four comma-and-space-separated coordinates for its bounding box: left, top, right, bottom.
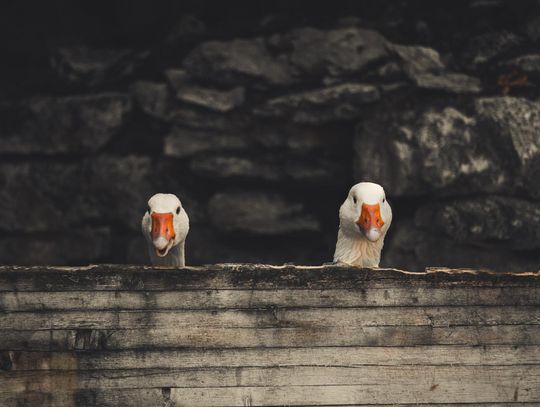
1, 264, 539, 406
1, 264, 538, 292
3, 286, 540, 312
2, 365, 540, 394
1, 345, 533, 371
8, 372, 535, 407
3, 387, 536, 407
6, 346, 540, 371
2, 306, 539, 331
2, 325, 540, 350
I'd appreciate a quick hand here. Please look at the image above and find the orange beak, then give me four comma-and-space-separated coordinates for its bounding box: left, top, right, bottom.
356, 203, 384, 232
151, 212, 175, 243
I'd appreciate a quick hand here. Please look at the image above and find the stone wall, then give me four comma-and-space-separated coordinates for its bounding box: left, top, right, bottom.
0, 0, 539, 270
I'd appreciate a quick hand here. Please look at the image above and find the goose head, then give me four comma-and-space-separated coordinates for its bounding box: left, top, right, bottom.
339, 182, 392, 241
141, 193, 189, 263
334, 182, 392, 267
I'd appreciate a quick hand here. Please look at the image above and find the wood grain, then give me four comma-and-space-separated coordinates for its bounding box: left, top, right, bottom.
5, 345, 540, 371
1, 264, 539, 406
2, 286, 540, 311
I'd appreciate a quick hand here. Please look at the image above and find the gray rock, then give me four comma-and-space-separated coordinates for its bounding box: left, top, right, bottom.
164, 126, 248, 158
191, 153, 345, 186
475, 97, 540, 197
415, 196, 540, 250
0, 94, 131, 154
276, 27, 389, 77
174, 86, 245, 112
164, 69, 191, 90
413, 72, 483, 94
133, 77, 250, 127
86, 155, 165, 231
0, 156, 188, 233
382, 219, 540, 272
207, 191, 320, 235
389, 44, 445, 80
0, 227, 111, 265
130, 81, 171, 121
166, 68, 246, 112
164, 117, 338, 159
499, 54, 540, 74
183, 38, 296, 86
170, 107, 251, 130
254, 83, 380, 124
464, 31, 524, 67
0, 162, 84, 232
355, 105, 509, 196
50, 46, 148, 88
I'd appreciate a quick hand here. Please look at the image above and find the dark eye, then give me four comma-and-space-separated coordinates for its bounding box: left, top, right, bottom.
352, 196, 357, 204
176, 206, 181, 215
382, 198, 385, 203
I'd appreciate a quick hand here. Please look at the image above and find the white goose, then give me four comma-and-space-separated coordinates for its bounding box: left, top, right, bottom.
333, 182, 392, 267
141, 193, 190, 266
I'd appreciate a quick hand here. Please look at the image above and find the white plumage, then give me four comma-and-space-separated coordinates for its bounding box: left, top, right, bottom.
141, 193, 190, 266
333, 182, 392, 267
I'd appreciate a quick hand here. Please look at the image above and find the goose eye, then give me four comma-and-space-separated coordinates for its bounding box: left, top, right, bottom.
382, 198, 385, 203
176, 206, 181, 215
352, 196, 357, 204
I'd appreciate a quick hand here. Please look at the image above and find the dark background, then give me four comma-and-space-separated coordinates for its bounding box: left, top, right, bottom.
0, 0, 539, 270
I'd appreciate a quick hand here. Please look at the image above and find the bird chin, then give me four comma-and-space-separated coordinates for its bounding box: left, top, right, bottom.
363, 228, 382, 242
154, 239, 175, 257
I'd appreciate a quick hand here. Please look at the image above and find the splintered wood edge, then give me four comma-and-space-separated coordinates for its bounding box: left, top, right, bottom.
0, 263, 538, 278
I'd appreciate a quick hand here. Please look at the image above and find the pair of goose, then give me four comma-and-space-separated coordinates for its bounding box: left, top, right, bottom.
141, 182, 392, 267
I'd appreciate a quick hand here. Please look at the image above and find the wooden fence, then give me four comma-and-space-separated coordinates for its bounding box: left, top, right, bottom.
1, 264, 539, 406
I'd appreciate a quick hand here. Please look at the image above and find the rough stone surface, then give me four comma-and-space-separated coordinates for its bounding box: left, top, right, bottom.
1, 3, 539, 270
464, 31, 524, 67
130, 81, 171, 121
0, 162, 84, 232
389, 44, 445, 80
382, 219, 540, 272
355, 104, 509, 196
415, 196, 540, 251
500, 54, 540, 75
0, 94, 132, 154
175, 85, 245, 112
207, 192, 320, 235
254, 83, 380, 124
164, 126, 248, 158
413, 73, 483, 94
191, 154, 345, 186
274, 27, 389, 77
50, 46, 148, 88
183, 38, 297, 86
0, 228, 111, 265
475, 97, 540, 197
0, 156, 190, 233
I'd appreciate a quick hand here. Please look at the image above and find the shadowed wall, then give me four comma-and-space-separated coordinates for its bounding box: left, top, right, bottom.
0, 0, 539, 270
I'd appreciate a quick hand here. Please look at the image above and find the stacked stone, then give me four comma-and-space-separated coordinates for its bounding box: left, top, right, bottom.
1, 1, 539, 270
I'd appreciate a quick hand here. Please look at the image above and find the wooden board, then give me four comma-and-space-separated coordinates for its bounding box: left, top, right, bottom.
0, 264, 538, 292
3, 286, 540, 311
3, 306, 539, 331
0, 264, 539, 406
5, 346, 540, 371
